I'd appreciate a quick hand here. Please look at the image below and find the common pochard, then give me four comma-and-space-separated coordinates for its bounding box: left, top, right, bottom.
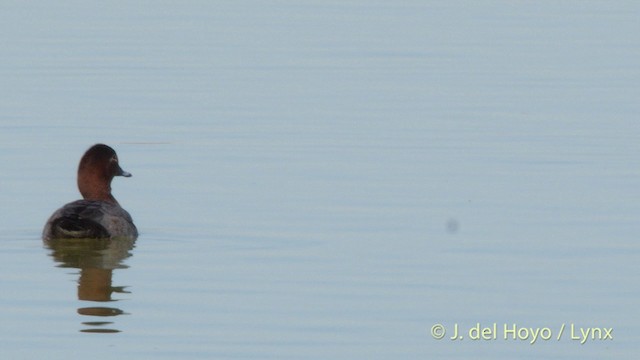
43, 144, 138, 240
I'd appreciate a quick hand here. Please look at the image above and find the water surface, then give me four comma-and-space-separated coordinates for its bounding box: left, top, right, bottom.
1, 1, 638, 359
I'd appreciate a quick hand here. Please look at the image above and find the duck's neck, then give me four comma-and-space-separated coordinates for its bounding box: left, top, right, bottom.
78, 174, 119, 204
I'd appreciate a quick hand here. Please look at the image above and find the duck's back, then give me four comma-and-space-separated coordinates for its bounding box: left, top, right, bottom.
43, 200, 138, 240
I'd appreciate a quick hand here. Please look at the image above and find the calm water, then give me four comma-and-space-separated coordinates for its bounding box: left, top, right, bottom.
1, 1, 638, 359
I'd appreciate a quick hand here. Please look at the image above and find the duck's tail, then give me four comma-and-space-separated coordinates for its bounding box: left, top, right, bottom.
50, 215, 110, 239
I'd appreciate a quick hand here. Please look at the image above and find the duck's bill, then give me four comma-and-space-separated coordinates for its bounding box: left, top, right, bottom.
116, 166, 132, 177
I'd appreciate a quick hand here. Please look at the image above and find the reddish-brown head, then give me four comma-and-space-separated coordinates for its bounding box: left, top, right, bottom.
77, 144, 131, 204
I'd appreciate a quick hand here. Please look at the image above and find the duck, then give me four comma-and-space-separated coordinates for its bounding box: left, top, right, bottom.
43, 144, 138, 240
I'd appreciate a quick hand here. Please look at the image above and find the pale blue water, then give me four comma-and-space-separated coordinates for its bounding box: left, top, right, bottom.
1, 1, 639, 359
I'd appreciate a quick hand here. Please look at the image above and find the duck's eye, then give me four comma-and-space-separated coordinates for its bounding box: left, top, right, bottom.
111, 156, 118, 163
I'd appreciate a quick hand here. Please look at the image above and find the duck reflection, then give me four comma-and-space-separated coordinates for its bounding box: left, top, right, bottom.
45, 237, 135, 333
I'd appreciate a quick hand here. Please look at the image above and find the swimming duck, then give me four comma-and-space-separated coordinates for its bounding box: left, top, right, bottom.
43, 144, 138, 240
